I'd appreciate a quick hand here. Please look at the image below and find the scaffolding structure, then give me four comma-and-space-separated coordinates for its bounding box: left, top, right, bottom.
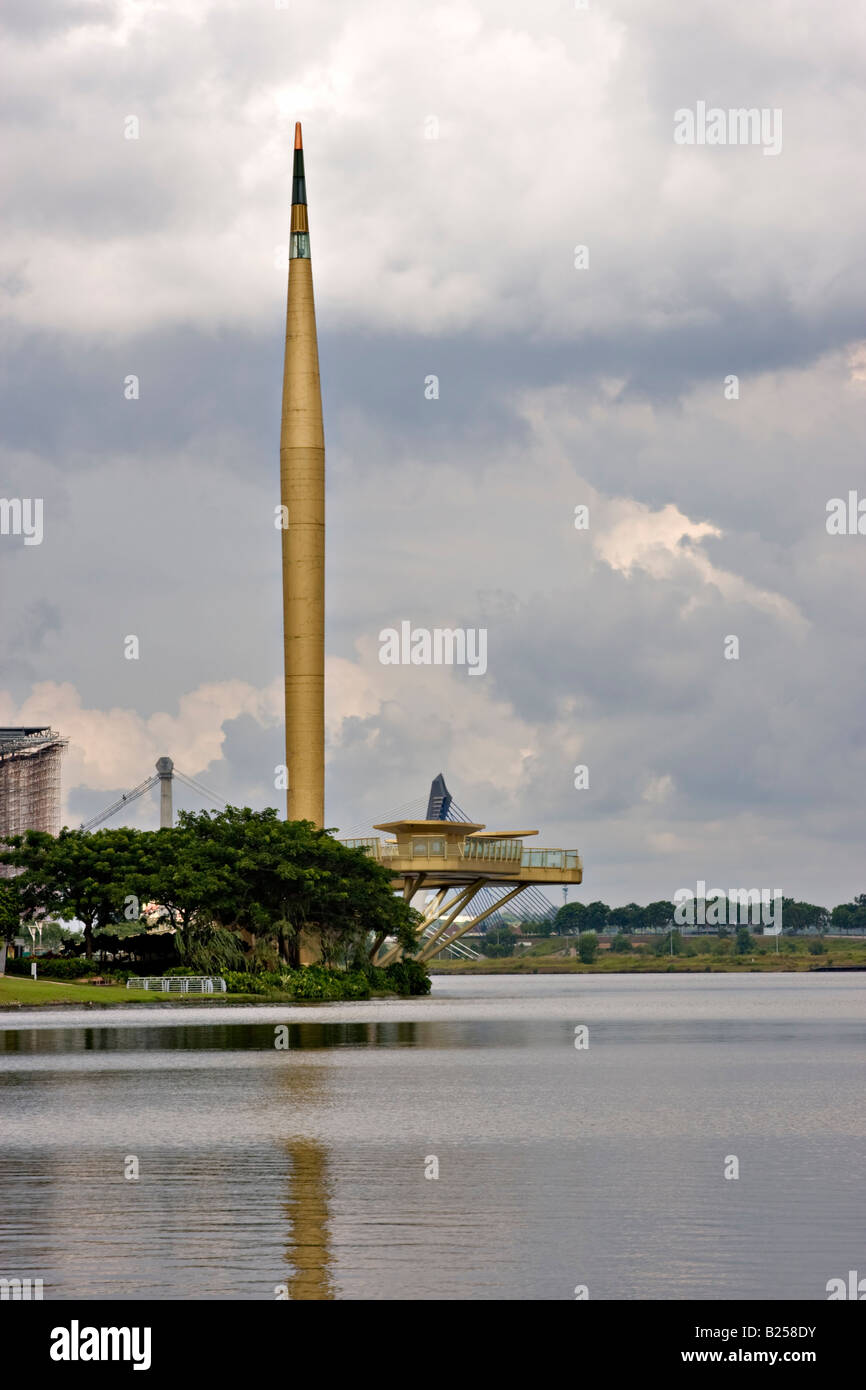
0, 728, 67, 866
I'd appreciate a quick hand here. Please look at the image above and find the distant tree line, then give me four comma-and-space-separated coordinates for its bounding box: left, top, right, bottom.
0, 807, 419, 976
490, 895, 866, 940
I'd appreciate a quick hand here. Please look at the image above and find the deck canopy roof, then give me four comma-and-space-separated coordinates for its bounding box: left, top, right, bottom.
373, 818, 485, 835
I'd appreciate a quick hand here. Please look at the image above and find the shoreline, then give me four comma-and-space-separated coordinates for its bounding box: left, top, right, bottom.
0, 981, 408, 1011
2, 945, 864, 1010
2, 965, 863, 1012
429, 960, 866, 976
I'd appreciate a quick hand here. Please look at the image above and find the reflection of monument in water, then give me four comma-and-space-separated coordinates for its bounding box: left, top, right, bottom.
278, 1022, 426, 1299
277, 1027, 335, 1300
283, 1138, 334, 1301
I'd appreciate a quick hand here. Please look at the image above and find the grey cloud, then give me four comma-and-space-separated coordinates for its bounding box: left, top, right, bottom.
3, 0, 866, 911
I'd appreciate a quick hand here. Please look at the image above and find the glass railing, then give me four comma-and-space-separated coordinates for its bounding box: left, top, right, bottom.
520, 849, 582, 870
460, 838, 522, 862
340, 838, 400, 861
341, 839, 580, 872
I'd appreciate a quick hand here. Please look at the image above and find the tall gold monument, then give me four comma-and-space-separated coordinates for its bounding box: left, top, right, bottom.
277, 129, 583, 961
280, 122, 325, 826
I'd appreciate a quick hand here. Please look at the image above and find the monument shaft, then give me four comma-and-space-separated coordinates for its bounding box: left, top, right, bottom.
280, 124, 325, 826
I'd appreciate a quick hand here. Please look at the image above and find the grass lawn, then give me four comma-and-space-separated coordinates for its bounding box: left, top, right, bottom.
0, 976, 402, 1009
0, 976, 195, 1007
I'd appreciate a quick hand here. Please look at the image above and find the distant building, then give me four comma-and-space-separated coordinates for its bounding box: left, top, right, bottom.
0, 728, 67, 871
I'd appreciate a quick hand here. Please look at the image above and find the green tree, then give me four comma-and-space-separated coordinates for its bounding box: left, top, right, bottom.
830, 896, 866, 936
530, 916, 554, 937
1, 827, 146, 958
653, 928, 685, 956
480, 926, 515, 958
735, 925, 754, 955
583, 902, 609, 934
610, 932, 632, 953
2, 809, 419, 972
135, 822, 247, 970
0, 876, 22, 976
578, 930, 598, 963
607, 904, 639, 933
783, 899, 831, 934
554, 902, 586, 936
643, 901, 675, 934
162, 807, 418, 970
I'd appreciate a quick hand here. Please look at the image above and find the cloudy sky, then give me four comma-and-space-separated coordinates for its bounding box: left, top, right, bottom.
1, 0, 865, 908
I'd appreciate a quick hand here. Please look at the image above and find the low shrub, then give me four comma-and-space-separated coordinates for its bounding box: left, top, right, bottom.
735, 926, 755, 955
653, 929, 685, 956
578, 930, 598, 964
283, 967, 346, 1001
6, 956, 93, 980
380, 958, 431, 996
5, 956, 147, 982
221, 959, 430, 999
223, 970, 271, 994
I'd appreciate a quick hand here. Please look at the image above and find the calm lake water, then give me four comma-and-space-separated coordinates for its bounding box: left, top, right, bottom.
1, 974, 864, 1300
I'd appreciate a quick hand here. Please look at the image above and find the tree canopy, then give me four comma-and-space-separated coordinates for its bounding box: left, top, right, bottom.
551, 896, 850, 936
1, 808, 418, 970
